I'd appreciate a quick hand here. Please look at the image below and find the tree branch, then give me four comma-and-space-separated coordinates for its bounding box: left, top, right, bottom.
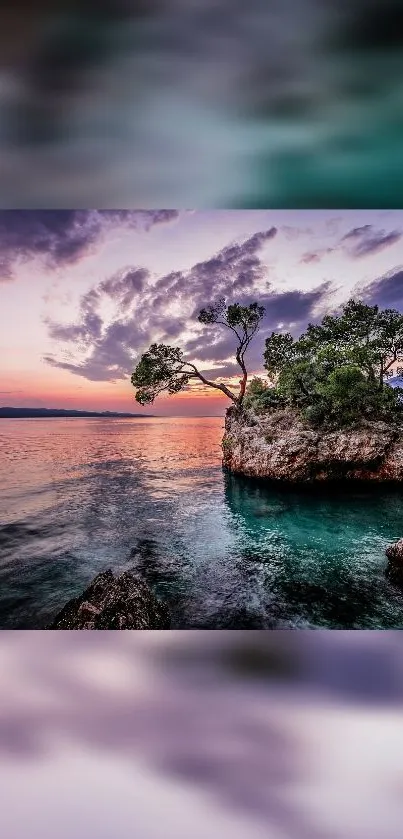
184, 362, 237, 402
214, 319, 243, 343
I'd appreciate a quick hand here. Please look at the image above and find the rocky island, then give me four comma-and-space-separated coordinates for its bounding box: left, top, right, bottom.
219, 298, 403, 485
222, 406, 403, 484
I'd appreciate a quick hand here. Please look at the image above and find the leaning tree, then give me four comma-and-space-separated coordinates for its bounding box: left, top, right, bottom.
131, 299, 265, 407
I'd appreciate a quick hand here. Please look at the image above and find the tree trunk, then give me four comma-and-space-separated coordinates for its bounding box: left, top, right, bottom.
238, 373, 248, 405
236, 352, 248, 406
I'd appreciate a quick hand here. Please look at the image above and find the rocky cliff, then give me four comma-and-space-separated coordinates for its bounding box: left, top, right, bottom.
222, 406, 403, 484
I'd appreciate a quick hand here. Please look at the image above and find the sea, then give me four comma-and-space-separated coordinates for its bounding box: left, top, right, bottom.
1, 416, 403, 629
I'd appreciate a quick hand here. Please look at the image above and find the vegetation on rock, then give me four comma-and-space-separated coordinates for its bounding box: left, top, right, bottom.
261, 299, 403, 428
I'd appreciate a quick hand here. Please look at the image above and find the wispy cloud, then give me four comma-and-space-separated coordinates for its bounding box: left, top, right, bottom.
300, 252, 322, 264
341, 225, 402, 258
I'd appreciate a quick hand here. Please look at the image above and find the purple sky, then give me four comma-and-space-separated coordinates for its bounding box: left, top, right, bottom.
1, 209, 403, 415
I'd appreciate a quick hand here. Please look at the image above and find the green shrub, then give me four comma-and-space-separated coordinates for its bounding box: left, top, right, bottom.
244, 377, 285, 413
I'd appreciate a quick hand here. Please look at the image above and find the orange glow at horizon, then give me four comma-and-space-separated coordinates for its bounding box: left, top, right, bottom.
1, 376, 232, 416
1, 365, 267, 415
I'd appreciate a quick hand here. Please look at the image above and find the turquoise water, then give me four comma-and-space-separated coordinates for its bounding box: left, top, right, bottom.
0, 416, 403, 628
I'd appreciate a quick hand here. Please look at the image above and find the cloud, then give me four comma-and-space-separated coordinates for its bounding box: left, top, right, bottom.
341, 225, 402, 258
361, 268, 403, 310
43, 228, 332, 385
299, 225, 402, 267
300, 252, 322, 264
44, 317, 149, 382
281, 226, 313, 242
44, 227, 280, 383
0, 210, 180, 280
99, 267, 149, 308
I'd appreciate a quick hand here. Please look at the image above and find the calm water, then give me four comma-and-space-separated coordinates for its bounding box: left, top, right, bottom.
1, 417, 403, 629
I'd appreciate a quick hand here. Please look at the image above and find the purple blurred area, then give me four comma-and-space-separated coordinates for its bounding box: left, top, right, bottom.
0, 631, 402, 839
1, 1, 403, 206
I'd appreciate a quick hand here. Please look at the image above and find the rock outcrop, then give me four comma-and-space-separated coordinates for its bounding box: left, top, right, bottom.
222, 406, 403, 484
385, 538, 403, 588
48, 568, 171, 629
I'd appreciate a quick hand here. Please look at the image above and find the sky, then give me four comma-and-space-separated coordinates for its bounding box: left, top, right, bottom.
1, 208, 403, 416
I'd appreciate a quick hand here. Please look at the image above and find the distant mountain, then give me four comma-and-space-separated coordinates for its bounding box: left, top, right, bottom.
389, 376, 403, 389
0, 407, 154, 419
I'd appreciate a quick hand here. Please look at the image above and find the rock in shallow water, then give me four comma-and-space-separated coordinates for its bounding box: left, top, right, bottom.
48, 569, 171, 629
385, 539, 403, 589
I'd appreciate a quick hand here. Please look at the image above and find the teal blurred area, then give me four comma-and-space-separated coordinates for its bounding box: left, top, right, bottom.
0, 631, 402, 839
1, 1, 403, 207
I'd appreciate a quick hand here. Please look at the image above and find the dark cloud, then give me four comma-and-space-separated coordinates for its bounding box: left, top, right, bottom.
43, 356, 127, 383
342, 225, 372, 240
152, 228, 278, 310
0, 210, 97, 280
184, 228, 278, 313
100, 267, 149, 308
361, 268, 403, 310
0, 209, 180, 280
258, 284, 332, 330
184, 332, 239, 365
341, 225, 402, 258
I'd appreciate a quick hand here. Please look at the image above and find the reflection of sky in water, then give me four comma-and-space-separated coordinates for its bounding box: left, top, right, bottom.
1, 417, 403, 628
0, 632, 403, 839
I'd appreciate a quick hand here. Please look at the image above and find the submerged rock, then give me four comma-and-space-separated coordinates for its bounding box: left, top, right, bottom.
222, 406, 403, 484
48, 568, 171, 629
385, 538, 403, 562
385, 539, 403, 588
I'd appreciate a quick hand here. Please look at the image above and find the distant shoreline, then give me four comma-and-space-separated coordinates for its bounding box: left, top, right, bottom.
0, 408, 154, 419
0, 408, 224, 419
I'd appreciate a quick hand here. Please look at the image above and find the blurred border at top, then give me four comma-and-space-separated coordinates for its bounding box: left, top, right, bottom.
1, 0, 403, 208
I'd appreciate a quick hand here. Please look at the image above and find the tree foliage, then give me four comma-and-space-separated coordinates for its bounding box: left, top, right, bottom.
263, 299, 403, 428
131, 300, 265, 406
243, 377, 285, 413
